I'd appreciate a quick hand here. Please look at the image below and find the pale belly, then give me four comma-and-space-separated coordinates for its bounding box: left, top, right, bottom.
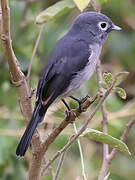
61, 44, 102, 97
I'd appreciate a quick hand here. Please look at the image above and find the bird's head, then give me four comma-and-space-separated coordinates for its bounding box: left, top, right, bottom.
71, 12, 121, 44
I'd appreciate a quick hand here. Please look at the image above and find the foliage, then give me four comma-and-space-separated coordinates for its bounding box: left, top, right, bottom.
81, 128, 130, 155
36, 0, 75, 24
101, 72, 128, 99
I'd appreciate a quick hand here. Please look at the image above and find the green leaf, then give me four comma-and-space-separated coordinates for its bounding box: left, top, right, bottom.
35, 0, 75, 24
100, 82, 108, 90
115, 72, 129, 85
103, 172, 110, 180
99, 0, 108, 4
81, 128, 131, 155
103, 72, 114, 86
114, 87, 127, 99
73, 0, 90, 11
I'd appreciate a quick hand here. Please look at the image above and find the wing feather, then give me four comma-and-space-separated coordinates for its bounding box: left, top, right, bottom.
36, 36, 91, 105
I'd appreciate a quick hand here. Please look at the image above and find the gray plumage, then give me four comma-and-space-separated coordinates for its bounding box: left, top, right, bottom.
16, 11, 121, 156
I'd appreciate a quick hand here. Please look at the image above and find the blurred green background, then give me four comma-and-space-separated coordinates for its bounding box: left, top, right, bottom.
0, 0, 135, 179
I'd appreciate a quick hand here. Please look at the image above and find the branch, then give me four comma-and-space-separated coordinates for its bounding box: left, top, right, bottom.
96, 63, 135, 179
27, 25, 44, 85
96, 60, 109, 180
28, 95, 98, 180
1, 2, 98, 180
54, 151, 66, 180
108, 116, 135, 163
73, 122, 88, 180
2, 2, 132, 180
41, 80, 116, 173
83, 0, 101, 12
121, 118, 135, 142
1, 0, 32, 121
1, 1, 42, 176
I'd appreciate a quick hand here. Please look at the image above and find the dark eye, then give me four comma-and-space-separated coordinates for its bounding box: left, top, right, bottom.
101, 23, 106, 28
98, 21, 109, 31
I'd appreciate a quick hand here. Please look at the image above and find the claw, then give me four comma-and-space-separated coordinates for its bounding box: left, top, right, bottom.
78, 95, 90, 112
65, 110, 75, 124
78, 95, 90, 104
79, 105, 87, 112
65, 110, 71, 117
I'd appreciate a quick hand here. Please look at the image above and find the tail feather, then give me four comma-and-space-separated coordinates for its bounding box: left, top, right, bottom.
16, 103, 47, 156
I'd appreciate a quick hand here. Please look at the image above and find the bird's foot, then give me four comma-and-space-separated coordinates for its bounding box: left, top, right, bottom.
69, 95, 90, 112
78, 95, 90, 112
62, 98, 75, 123
65, 110, 71, 117
65, 110, 76, 124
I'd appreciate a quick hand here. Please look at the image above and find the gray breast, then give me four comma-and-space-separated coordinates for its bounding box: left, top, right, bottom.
62, 44, 102, 97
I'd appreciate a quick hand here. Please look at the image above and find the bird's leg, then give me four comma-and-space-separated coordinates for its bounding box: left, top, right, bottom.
69, 95, 90, 112
61, 98, 71, 117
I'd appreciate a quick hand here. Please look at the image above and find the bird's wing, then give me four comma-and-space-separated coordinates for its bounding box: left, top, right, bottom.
36, 37, 91, 109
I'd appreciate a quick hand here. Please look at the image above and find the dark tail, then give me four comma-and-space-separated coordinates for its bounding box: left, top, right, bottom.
16, 103, 48, 156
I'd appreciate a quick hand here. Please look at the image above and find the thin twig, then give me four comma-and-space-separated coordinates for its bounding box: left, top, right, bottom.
28, 95, 98, 180
96, 60, 109, 180
108, 116, 135, 162
27, 24, 44, 85
96, 63, 135, 179
83, 0, 101, 12
42, 80, 116, 172
73, 122, 87, 180
54, 151, 66, 180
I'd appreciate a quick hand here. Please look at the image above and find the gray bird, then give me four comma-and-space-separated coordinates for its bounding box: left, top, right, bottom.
16, 11, 121, 156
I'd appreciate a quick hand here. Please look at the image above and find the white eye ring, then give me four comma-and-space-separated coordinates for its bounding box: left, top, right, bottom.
98, 21, 109, 31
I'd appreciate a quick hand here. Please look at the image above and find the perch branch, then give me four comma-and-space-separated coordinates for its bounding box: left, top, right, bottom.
1, 1, 42, 176
41, 79, 116, 173
28, 95, 98, 180
2, 2, 133, 180
1, 0, 32, 121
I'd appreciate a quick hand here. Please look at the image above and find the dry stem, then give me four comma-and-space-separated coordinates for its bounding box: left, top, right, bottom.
96, 60, 110, 180
73, 122, 88, 180
108, 116, 135, 163
27, 25, 44, 85
54, 151, 66, 180
96, 61, 135, 180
